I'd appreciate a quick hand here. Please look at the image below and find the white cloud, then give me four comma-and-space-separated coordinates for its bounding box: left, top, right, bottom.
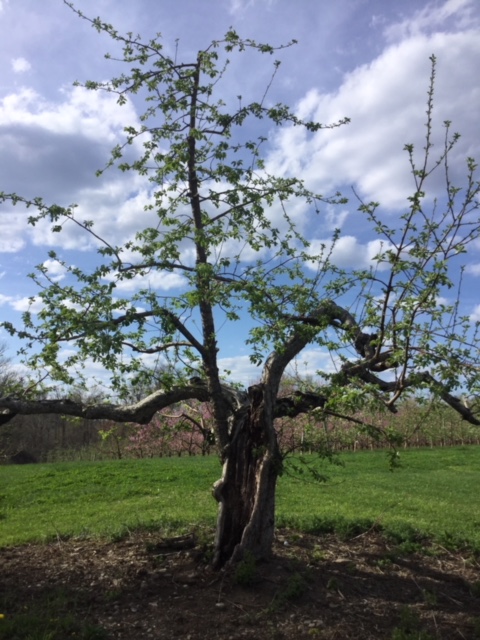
55, 348, 116, 386
228, 0, 253, 13
307, 236, 393, 270
11, 57, 31, 73
465, 263, 480, 276
323, 206, 349, 232
286, 348, 339, 379
23, 177, 181, 254
109, 270, 187, 293
0, 212, 27, 253
266, 27, 480, 211
384, 0, 478, 42
228, 0, 276, 15
218, 348, 339, 386
218, 355, 262, 386
41, 259, 68, 282
0, 85, 139, 143
10, 296, 43, 313
470, 304, 480, 322
0, 84, 151, 253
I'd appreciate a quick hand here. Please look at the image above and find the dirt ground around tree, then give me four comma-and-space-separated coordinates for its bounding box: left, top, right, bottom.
1, 529, 480, 639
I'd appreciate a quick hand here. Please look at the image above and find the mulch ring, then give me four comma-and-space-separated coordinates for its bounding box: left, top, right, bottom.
1, 529, 479, 639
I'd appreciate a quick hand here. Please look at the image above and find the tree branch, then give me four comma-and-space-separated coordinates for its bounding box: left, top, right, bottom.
419, 372, 480, 425
274, 391, 326, 418
46, 308, 206, 358
0, 385, 210, 426
277, 301, 480, 426
285, 300, 378, 358
118, 261, 237, 283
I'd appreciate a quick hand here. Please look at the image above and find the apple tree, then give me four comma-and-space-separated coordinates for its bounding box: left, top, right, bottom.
1, 5, 479, 567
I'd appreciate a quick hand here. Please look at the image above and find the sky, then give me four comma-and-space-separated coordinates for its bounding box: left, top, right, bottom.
0, 0, 479, 388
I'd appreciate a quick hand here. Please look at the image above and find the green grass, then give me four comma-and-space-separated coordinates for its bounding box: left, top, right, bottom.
1, 446, 479, 551
278, 446, 480, 550
0, 456, 221, 545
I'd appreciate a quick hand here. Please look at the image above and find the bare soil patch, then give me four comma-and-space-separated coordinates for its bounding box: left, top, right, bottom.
1, 530, 479, 639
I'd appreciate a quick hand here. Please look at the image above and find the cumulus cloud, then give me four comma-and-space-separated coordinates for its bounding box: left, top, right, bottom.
0, 85, 143, 206
266, 24, 480, 211
23, 178, 153, 252
11, 57, 31, 73
218, 355, 262, 386
218, 348, 339, 386
0, 84, 150, 252
107, 270, 187, 293
41, 259, 68, 282
0, 212, 27, 253
286, 348, 339, 379
55, 347, 118, 387
10, 296, 43, 313
306, 236, 393, 270
470, 304, 480, 323
384, 0, 478, 42
0, 85, 138, 142
465, 263, 480, 276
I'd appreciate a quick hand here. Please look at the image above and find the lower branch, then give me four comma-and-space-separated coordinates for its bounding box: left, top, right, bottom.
0, 385, 210, 426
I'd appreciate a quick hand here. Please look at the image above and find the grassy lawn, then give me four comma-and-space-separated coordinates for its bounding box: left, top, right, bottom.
277, 446, 480, 549
0, 456, 221, 545
1, 446, 479, 550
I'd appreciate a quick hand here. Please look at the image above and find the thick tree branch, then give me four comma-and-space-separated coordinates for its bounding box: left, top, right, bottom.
419, 372, 480, 425
122, 340, 192, 354
286, 300, 378, 358
265, 300, 381, 401
275, 301, 480, 426
274, 391, 327, 418
44, 308, 206, 358
0, 385, 210, 426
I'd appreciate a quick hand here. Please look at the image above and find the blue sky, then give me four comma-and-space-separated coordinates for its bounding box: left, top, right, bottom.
0, 0, 479, 386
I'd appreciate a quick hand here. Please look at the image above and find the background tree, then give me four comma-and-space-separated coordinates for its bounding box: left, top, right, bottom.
1, 5, 479, 566
0, 342, 18, 396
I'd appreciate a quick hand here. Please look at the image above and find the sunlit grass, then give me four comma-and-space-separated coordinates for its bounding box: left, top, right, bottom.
1, 446, 479, 550
0, 456, 220, 545
277, 446, 480, 550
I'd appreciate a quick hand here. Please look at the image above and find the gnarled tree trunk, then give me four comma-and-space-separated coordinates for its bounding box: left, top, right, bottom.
212, 382, 282, 568
211, 324, 326, 568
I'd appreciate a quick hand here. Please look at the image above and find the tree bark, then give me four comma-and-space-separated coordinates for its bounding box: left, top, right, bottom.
212, 383, 282, 568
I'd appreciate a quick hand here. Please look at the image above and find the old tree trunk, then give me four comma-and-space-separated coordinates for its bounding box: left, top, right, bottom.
212, 381, 281, 567
211, 325, 320, 567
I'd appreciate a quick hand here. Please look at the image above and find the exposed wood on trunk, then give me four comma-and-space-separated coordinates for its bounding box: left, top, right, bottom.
212, 385, 281, 567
